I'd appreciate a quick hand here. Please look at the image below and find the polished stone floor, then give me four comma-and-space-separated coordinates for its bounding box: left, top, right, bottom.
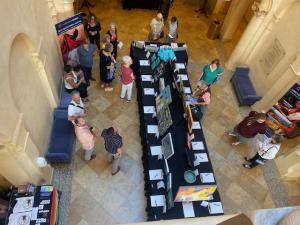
69, 0, 300, 225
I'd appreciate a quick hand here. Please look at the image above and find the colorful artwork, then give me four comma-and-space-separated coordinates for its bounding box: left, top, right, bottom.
267, 83, 300, 138
55, 13, 86, 64
161, 133, 175, 160
186, 105, 194, 134
156, 85, 172, 112
174, 185, 217, 202
157, 105, 173, 136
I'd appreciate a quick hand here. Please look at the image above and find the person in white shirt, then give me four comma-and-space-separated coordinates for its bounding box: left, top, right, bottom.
68, 91, 85, 123
243, 134, 283, 169
148, 13, 164, 41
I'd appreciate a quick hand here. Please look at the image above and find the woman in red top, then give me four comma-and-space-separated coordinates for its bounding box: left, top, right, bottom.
120, 56, 135, 102
228, 111, 267, 146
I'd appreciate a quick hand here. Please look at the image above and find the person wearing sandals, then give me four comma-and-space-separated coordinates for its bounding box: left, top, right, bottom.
120, 56, 135, 102
99, 43, 115, 91
243, 134, 283, 169
228, 111, 267, 146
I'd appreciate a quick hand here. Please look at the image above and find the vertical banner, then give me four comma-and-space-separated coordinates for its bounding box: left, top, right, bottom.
267, 83, 300, 138
55, 13, 86, 64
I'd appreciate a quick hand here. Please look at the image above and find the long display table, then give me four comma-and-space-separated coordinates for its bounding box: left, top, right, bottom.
131, 42, 223, 220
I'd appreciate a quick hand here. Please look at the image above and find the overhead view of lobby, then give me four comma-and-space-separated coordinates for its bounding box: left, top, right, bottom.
1, 0, 300, 225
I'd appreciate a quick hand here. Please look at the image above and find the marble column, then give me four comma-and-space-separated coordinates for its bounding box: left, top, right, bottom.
225, 0, 274, 70
219, 0, 252, 40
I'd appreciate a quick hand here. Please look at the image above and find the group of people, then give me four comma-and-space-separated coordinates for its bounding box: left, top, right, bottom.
64, 10, 283, 173
67, 91, 123, 175
186, 58, 283, 169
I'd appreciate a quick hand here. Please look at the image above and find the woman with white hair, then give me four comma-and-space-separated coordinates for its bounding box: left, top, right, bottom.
120, 56, 135, 102
149, 13, 164, 41
106, 22, 119, 58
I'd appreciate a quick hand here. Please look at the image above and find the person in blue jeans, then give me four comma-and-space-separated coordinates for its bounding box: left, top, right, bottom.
77, 40, 96, 86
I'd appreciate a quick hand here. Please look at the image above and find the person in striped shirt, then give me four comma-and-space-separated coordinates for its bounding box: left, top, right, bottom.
101, 125, 123, 175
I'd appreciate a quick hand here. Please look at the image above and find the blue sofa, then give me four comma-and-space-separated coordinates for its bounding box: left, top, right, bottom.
231, 67, 262, 106
59, 88, 72, 109
45, 107, 75, 163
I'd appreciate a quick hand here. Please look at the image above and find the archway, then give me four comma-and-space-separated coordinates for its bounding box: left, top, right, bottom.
9, 33, 55, 152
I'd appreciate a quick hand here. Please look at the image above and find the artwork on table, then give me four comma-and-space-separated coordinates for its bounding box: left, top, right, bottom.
151, 56, 161, 71
157, 105, 173, 136
156, 85, 172, 112
186, 104, 194, 134
174, 185, 217, 202
266, 83, 300, 138
153, 62, 165, 82
166, 189, 174, 210
161, 133, 175, 160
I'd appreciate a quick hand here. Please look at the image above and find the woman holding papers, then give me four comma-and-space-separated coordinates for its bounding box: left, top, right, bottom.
106, 22, 119, 58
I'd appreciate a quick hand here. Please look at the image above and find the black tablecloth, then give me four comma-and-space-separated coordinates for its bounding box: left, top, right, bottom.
122, 0, 160, 9
131, 42, 223, 221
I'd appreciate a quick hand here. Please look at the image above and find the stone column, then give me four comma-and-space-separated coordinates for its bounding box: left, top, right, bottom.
219, 0, 253, 40
225, 0, 274, 70
276, 144, 300, 180
53, 0, 74, 21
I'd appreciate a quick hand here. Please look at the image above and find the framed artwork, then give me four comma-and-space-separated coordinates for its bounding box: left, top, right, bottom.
174, 185, 217, 202
156, 85, 172, 113
186, 105, 194, 133
161, 133, 175, 160
157, 105, 173, 136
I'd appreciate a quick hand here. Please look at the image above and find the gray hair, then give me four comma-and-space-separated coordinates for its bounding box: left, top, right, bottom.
71, 90, 80, 96
109, 22, 116, 29
122, 56, 132, 64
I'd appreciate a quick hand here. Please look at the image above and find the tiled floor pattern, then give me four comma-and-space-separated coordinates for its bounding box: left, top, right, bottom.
69, 0, 300, 224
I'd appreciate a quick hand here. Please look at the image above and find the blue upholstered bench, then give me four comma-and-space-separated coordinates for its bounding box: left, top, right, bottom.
45, 108, 75, 163
59, 88, 72, 109
231, 67, 262, 106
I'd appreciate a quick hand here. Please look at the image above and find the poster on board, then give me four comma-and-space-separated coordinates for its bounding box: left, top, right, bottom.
55, 12, 86, 64
266, 83, 300, 138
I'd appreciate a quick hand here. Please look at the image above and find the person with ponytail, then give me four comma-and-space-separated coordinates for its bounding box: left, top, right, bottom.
228, 111, 267, 146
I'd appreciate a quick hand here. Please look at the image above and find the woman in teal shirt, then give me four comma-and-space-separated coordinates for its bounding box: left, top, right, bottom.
200, 59, 223, 86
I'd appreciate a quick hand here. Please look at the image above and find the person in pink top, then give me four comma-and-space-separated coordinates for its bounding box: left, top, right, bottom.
120, 56, 135, 102
74, 117, 97, 161
187, 80, 211, 120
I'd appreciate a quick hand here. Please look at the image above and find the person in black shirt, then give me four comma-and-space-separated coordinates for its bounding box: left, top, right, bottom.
106, 22, 118, 59
85, 13, 101, 50
99, 43, 115, 91
101, 126, 123, 175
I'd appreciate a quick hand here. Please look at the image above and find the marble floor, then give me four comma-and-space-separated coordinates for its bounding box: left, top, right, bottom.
69, 0, 300, 225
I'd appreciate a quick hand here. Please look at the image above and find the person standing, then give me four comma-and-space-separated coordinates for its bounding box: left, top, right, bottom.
99, 43, 115, 91
85, 13, 101, 50
101, 126, 123, 175
166, 16, 178, 43
77, 40, 96, 85
120, 56, 135, 102
200, 59, 223, 86
68, 91, 85, 123
243, 134, 283, 169
75, 117, 97, 161
159, 0, 172, 20
228, 111, 267, 146
149, 13, 164, 41
106, 22, 119, 59
64, 65, 88, 100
